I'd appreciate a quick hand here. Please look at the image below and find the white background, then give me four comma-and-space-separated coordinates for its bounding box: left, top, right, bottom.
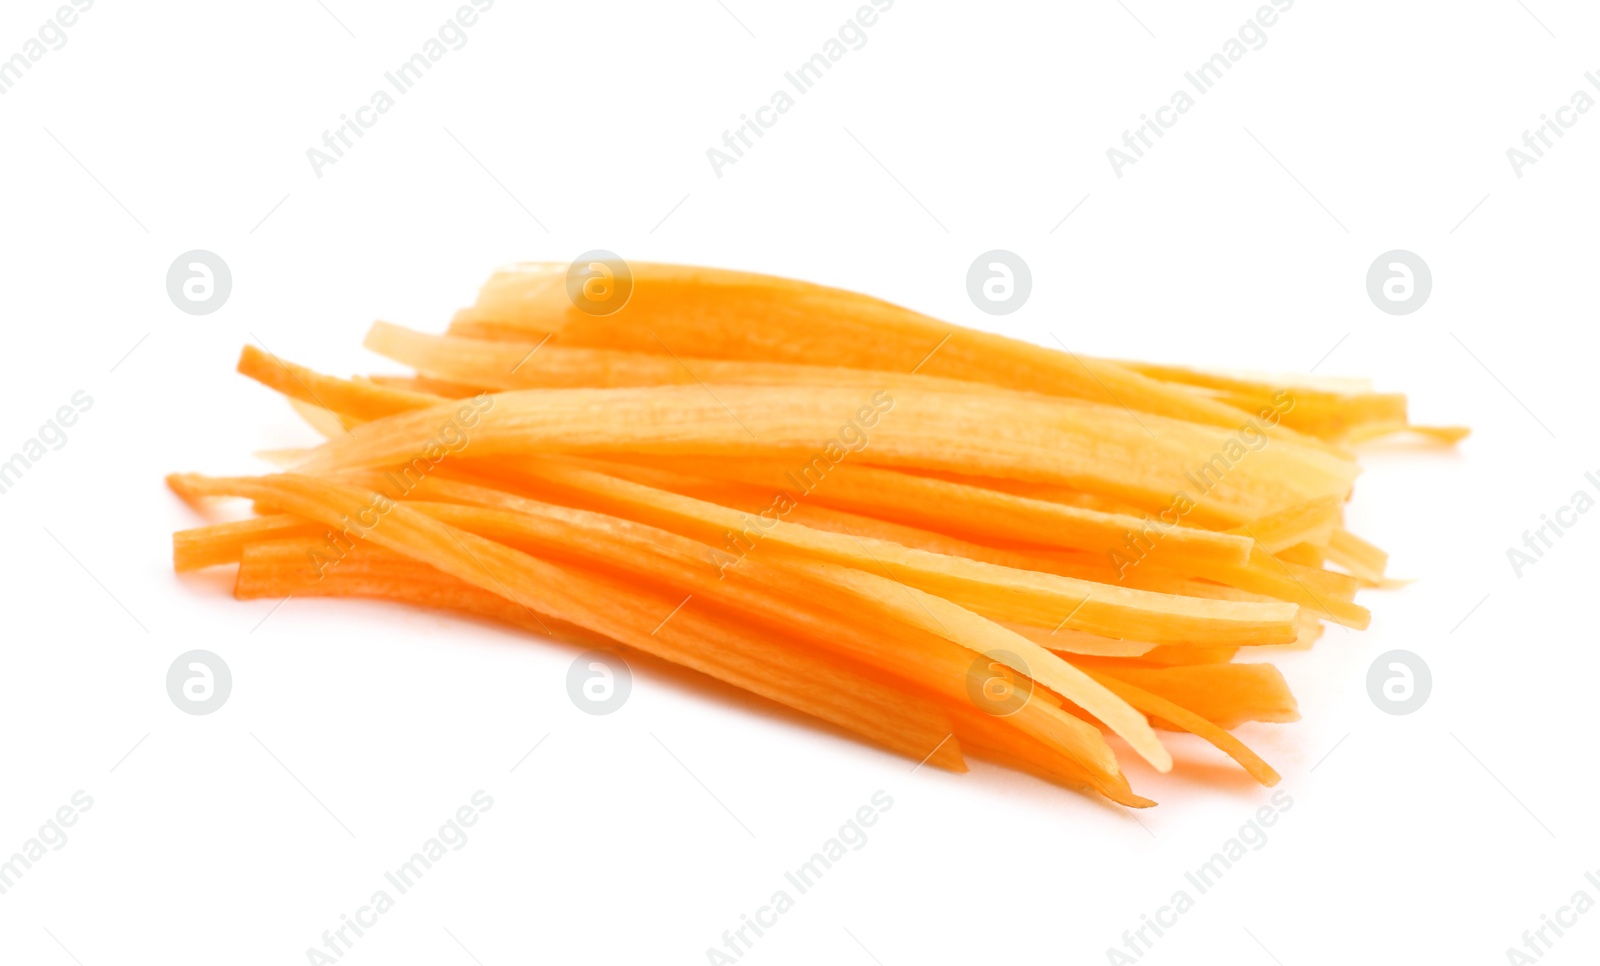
1, 1, 1595, 963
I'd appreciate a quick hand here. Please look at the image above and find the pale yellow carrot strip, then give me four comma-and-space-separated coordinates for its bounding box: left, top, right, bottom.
290, 384, 1359, 526
1343, 421, 1472, 445
365, 321, 997, 395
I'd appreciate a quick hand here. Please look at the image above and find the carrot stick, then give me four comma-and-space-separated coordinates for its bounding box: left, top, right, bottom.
173, 514, 322, 571
236, 344, 442, 421
1081, 670, 1281, 787
1077, 661, 1300, 730
286, 384, 1359, 527
462, 262, 1345, 456
382, 460, 1303, 647
168, 471, 1138, 784
560, 452, 1256, 570
366, 321, 997, 395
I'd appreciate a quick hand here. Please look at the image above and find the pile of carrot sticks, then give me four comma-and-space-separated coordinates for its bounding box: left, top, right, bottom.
169, 262, 1464, 806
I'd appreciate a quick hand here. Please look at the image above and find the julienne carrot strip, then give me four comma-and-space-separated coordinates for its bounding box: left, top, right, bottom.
236, 345, 1363, 551
1001, 623, 1157, 659
656, 492, 1367, 632
559, 451, 1256, 571
1080, 670, 1281, 787
1110, 359, 1408, 438
460, 262, 1347, 456
676, 470, 1367, 622
386, 487, 1179, 772
1134, 646, 1241, 667
939, 700, 1156, 808
236, 344, 442, 421
1342, 421, 1471, 445
1074, 660, 1300, 730
805, 558, 1176, 772
386, 477, 1243, 670
173, 514, 322, 571
232, 353, 1248, 575
243, 342, 1356, 531
415, 458, 1301, 648
732, 494, 1305, 624
1112, 362, 1471, 448
1274, 542, 1322, 568
1111, 358, 1384, 398
287, 384, 1359, 527
365, 373, 490, 398
169, 472, 1134, 784
365, 320, 1000, 396
452, 450, 1238, 587
167, 261, 1463, 806
293, 526, 1133, 802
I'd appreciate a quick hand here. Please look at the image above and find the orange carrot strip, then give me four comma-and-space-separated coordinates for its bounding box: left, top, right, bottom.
396, 460, 1302, 648
1081, 670, 1281, 786
173, 514, 322, 571
236, 344, 442, 421
561, 451, 1255, 570
169, 472, 1134, 784
464, 262, 1344, 456
1078, 661, 1300, 730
